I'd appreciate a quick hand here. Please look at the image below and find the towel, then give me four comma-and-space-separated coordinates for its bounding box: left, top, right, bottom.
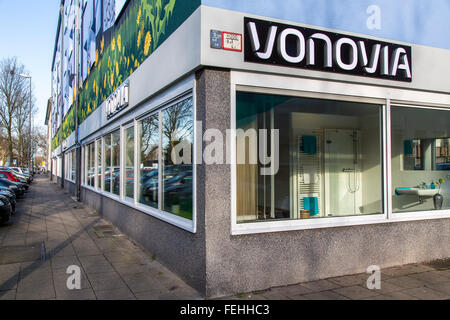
303, 197, 319, 216
302, 136, 317, 155
395, 187, 411, 196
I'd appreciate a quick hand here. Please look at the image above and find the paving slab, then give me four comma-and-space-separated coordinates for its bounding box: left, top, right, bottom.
301, 279, 342, 292
333, 285, 381, 299
301, 290, 350, 300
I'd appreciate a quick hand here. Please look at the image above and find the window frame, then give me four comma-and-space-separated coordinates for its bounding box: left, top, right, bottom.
389, 103, 450, 220
80, 92, 196, 233
230, 71, 450, 235
122, 122, 135, 203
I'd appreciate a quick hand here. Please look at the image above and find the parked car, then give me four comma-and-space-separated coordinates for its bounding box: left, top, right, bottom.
0, 194, 13, 224
0, 167, 32, 184
0, 186, 16, 213
9, 167, 24, 174
0, 179, 25, 198
0, 171, 30, 190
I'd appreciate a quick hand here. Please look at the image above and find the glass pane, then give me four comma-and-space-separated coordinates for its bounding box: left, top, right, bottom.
88, 143, 95, 187
162, 98, 194, 220
97, 140, 102, 189
125, 127, 134, 199
71, 150, 76, 181
236, 92, 383, 223
138, 114, 159, 209
112, 130, 121, 196
392, 107, 450, 213
104, 135, 111, 192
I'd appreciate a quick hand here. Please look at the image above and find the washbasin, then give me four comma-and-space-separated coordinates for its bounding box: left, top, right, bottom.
395, 187, 439, 197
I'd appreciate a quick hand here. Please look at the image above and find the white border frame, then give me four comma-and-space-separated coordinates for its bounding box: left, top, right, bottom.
230, 71, 450, 235
80, 90, 196, 234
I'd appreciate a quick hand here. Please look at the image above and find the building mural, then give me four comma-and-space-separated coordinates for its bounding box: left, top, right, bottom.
52, 0, 201, 150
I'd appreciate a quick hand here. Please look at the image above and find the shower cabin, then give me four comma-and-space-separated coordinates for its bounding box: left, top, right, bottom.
292, 129, 363, 218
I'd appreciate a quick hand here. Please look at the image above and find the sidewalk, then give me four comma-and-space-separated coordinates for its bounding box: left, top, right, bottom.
0, 175, 202, 300
221, 261, 450, 301
1, 176, 449, 300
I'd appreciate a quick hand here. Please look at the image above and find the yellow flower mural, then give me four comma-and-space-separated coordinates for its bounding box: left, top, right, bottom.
101, 36, 105, 54
144, 31, 152, 55
137, 7, 141, 25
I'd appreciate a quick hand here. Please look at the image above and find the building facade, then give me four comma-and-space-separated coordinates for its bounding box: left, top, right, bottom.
48, 0, 450, 297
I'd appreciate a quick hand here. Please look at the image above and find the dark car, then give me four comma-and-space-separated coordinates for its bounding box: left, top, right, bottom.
0, 168, 31, 186
0, 186, 16, 213
0, 194, 13, 224
0, 179, 25, 198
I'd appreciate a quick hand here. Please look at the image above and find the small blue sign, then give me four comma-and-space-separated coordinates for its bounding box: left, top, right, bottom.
210, 30, 223, 49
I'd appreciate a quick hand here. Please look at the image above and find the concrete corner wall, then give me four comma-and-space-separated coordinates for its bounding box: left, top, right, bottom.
196, 68, 450, 298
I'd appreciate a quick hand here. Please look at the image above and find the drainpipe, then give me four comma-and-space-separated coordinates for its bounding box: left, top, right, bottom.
75, 0, 82, 201
60, 2, 65, 189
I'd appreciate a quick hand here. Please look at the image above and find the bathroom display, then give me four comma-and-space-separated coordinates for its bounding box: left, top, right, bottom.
391, 107, 450, 213
236, 91, 383, 223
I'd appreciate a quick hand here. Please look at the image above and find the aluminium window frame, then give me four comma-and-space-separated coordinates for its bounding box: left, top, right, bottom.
230, 71, 450, 235
79, 92, 197, 234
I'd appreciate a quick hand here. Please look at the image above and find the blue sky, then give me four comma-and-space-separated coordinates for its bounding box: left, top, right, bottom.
203, 0, 450, 50
0, 0, 61, 129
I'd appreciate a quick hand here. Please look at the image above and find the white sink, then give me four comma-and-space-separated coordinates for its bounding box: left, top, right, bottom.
395, 188, 439, 197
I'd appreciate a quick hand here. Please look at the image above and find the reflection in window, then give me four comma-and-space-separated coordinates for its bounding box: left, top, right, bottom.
162, 98, 194, 220
125, 127, 134, 199
88, 143, 95, 187
112, 130, 121, 196
138, 115, 159, 208
71, 150, 76, 181
104, 135, 111, 193
435, 138, 450, 171
236, 92, 383, 223
392, 107, 450, 213
97, 139, 102, 189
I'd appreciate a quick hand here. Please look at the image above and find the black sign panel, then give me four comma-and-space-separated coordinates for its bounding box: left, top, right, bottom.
244, 17, 412, 82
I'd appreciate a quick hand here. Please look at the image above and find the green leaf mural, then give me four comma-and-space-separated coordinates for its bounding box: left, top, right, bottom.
53, 0, 200, 149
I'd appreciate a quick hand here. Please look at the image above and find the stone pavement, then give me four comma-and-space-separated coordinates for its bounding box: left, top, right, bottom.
221, 260, 450, 300
0, 175, 202, 300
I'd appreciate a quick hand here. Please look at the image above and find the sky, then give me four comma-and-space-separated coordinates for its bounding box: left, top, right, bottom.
0, 0, 61, 129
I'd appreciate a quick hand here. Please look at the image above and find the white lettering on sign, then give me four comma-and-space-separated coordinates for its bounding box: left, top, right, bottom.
245, 18, 412, 81
106, 81, 129, 119
366, 5, 382, 30
222, 32, 242, 51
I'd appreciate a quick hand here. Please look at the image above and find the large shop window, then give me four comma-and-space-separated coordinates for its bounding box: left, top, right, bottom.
97, 139, 102, 189
138, 114, 159, 209
236, 92, 383, 223
124, 126, 135, 200
104, 135, 111, 192
81, 96, 195, 226
103, 130, 121, 195
162, 99, 194, 220
111, 130, 121, 196
71, 150, 76, 181
87, 143, 95, 187
391, 107, 450, 213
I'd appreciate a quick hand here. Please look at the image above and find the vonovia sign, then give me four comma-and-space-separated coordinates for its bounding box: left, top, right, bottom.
244, 17, 412, 82
106, 80, 129, 119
